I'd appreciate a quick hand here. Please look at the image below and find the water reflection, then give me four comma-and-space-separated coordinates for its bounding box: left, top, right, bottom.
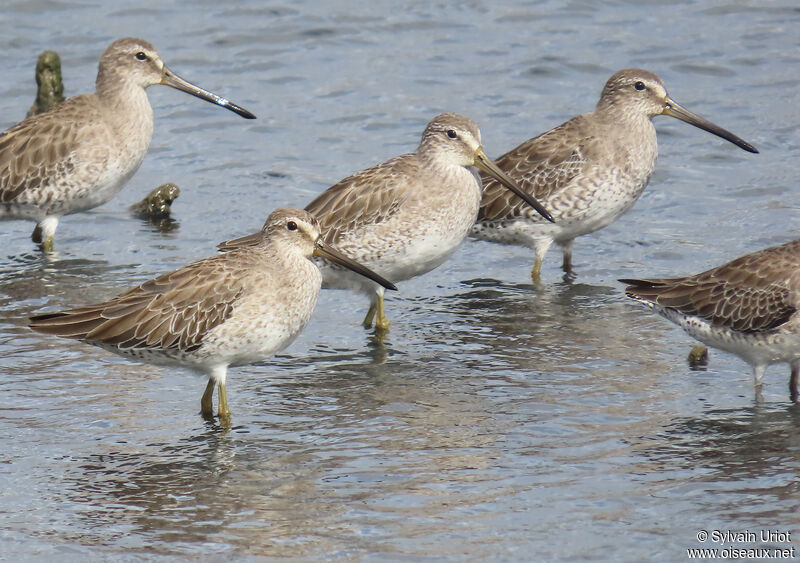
649, 405, 800, 475
0, 252, 133, 324
633, 405, 800, 523
47, 349, 509, 557
0, 0, 797, 559
136, 213, 181, 234
437, 278, 672, 388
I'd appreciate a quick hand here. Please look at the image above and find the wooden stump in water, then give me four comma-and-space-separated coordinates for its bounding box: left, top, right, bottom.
27, 50, 65, 117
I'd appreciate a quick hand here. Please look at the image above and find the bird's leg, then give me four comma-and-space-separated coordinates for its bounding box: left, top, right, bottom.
363, 301, 377, 328
753, 364, 766, 387
790, 361, 799, 403
531, 257, 543, 284
33, 216, 59, 252
753, 365, 766, 403
374, 288, 390, 332
561, 240, 574, 274
201, 378, 215, 419
531, 239, 553, 284
201, 366, 231, 420
217, 382, 231, 419
212, 365, 231, 419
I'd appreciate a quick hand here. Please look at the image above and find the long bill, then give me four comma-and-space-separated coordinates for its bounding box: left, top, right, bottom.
313, 241, 398, 291
161, 66, 256, 119
662, 98, 757, 153
474, 148, 555, 223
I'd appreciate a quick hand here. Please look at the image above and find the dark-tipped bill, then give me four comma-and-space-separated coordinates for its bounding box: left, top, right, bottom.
662, 98, 757, 153
475, 149, 555, 223
161, 66, 256, 119
313, 241, 397, 291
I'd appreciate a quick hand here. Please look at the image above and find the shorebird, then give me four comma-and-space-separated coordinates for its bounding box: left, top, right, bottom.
220, 113, 553, 332
621, 239, 800, 403
30, 208, 396, 420
1, 37, 255, 251
472, 68, 758, 282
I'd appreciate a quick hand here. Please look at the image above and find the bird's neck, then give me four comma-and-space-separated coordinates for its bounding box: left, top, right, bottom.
592, 102, 657, 151
597, 99, 652, 125
421, 151, 480, 190
592, 103, 658, 171
96, 73, 153, 116
95, 76, 154, 142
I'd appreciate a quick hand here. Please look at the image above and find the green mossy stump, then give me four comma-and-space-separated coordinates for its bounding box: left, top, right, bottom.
130, 183, 181, 219
27, 50, 65, 117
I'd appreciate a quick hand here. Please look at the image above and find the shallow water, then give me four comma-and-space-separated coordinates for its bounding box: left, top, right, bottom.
1, 1, 799, 560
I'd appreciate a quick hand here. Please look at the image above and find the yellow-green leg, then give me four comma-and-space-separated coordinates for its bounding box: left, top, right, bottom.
531, 239, 555, 283
33, 216, 58, 252
531, 256, 543, 284
374, 291, 390, 331
201, 366, 231, 420
363, 290, 390, 331
217, 382, 231, 419
32, 227, 55, 252
201, 378, 215, 418
363, 301, 377, 328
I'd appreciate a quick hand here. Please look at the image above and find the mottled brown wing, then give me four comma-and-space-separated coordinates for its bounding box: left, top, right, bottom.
0, 97, 103, 203
622, 241, 800, 333
304, 154, 415, 244
479, 116, 592, 221
30, 255, 247, 351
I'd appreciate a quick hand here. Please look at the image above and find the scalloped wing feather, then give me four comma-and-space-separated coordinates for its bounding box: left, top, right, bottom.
0, 96, 109, 203
304, 154, 415, 244
478, 116, 595, 221
622, 240, 800, 333
30, 255, 246, 351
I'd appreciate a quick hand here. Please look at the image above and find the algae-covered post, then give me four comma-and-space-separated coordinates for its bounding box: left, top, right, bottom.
27, 50, 65, 117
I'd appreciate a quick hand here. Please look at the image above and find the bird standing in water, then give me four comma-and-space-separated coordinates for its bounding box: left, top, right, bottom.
472, 69, 758, 282
0, 37, 255, 251
622, 239, 800, 403
221, 113, 553, 333
30, 208, 396, 420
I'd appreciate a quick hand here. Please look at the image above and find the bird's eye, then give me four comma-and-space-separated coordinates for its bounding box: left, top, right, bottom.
446, 130, 458, 139
634, 81, 646, 91
135, 52, 149, 61
287, 221, 298, 231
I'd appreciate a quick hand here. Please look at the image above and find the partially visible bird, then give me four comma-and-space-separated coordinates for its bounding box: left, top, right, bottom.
1, 37, 255, 251
30, 208, 396, 420
472, 69, 758, 282
220, 113, 553, 333
621, 239, 800, 403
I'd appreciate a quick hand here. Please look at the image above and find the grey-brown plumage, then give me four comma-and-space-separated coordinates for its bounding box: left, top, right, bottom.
30, 207, 396, 420
222, 113, 552, 333
1, 37, 255, 251
621, 239, 800, 402
472, 69, 758, 282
